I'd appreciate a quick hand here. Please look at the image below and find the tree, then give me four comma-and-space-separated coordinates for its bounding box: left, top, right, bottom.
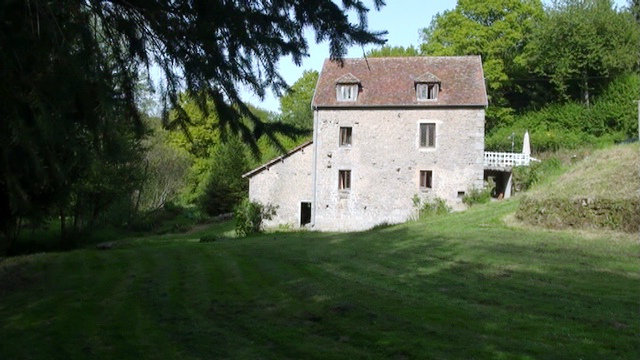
525, 0, 640, 105
366, 45, 420, 57
279, 70, 319, 131
0, 0, 386, 246
420, 0, 544, 129
198, 137, 250, 216
134, 118, 191, 213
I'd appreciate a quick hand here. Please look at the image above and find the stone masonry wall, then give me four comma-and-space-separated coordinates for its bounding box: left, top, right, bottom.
313, 108, 485, 231
248, 144, 313, 228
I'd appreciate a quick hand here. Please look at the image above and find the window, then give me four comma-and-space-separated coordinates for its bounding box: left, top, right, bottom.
419, 123, 436, 148
337, 84, 358, 101
419, 170, 433, 189
338, 170, 351, 190
339, 127, 352, 146
417, 83, 438, 100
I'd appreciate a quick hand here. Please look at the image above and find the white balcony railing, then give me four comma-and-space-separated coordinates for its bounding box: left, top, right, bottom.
484, 151, 531, 168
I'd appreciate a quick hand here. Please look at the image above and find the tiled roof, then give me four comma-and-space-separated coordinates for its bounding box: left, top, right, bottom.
414, 72, 441, 83
335, 73, 361, 84
312, 56, 488, 108
242, 140, 313, 178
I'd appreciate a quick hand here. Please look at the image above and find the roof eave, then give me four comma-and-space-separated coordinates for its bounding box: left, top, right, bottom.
312, 104, 488, 110
242, 140, 314, 178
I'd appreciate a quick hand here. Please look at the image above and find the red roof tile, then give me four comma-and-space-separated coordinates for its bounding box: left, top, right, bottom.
335, 73, 361, 84
312, 56, 488, 108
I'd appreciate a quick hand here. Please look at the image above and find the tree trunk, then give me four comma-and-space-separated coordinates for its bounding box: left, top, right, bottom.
60, 208, 66, 246
73, 198, 80, 232
583, 73, 590, 107
132, 159, 149, 221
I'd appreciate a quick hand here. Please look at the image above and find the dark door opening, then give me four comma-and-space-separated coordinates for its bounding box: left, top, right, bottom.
300, 202, 311, 226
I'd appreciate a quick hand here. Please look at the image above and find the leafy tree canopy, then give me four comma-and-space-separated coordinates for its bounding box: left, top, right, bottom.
279, 70, 319, 131
366, 45, 421, 57
421, 0, 544, 128
524, 0, 640, 104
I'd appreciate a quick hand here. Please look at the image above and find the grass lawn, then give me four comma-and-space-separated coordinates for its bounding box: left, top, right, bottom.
1, 200, 638, 359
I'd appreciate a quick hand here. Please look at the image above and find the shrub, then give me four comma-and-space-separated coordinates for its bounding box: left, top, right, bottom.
512, 157, 562, 192
413, 195, 451, 218
199, 234, 220, 242
234, 199, 277, 237
369, 222, 393, 231
462, 186, 491, 206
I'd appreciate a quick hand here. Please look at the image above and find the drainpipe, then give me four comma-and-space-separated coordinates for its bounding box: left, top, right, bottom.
311, 108, 319, 227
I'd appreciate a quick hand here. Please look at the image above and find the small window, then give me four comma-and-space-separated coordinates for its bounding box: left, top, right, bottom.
457, 191, 466, 198
419, 123, 436, 148
337, 84, 358, 101
419, 170, 433, 189
338, 170, 351, 190
417, 83, 438, 100
339, 127, 352, 146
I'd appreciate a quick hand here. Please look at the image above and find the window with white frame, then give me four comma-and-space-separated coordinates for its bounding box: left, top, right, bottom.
419, 170, 433, 189
336, 84, 358, 101
339, 127, 352, 146
419, 123, 436, 148
417, 83, 439, 101
338, 170, 351, 190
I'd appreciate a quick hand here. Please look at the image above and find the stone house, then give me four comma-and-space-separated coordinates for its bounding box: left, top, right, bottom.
243, 56, 488, 231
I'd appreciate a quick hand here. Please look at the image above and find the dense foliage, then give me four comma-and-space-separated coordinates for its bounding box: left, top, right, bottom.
279, 70, 319, 131
366, 45, 420, 57
486, 73, 640, 151
197, 138, 250, 216
421, 0, 545, 129
524, 0, 640, 104
234, 199, 277, 237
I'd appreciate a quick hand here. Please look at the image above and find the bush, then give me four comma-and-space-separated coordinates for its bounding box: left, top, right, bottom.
199, 234, 220, 242
512, 157, 562, 192
462, 186, 491, 206
413, 195, 450, 218
234, 199, 277, 237
516, 197, 640, 233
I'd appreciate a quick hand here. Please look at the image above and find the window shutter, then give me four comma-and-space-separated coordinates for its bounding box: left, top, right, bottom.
420, 124, 427, 147
428, 124, 435, 147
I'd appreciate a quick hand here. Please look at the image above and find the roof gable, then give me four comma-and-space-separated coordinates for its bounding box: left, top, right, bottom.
414, 72, 441, 83
312, 56, 488, 108
335, 73, 360, 84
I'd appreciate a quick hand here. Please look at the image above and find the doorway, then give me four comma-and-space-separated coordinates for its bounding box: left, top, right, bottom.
300, 202, 311, 226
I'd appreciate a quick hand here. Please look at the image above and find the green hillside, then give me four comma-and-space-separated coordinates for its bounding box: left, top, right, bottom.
528, 143, 640, 200
1, 200, 638, 359
517, 143, 640, 232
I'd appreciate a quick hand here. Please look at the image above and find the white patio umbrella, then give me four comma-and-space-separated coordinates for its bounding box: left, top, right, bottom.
522, 130, 531, 156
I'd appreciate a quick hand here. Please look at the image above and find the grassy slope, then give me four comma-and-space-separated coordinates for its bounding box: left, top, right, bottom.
1, 201, 638, 359
528, 143, 640, 200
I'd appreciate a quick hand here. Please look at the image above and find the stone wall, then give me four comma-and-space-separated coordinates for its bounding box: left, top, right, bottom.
247, 144, 313, 228
312, 108, 485, 231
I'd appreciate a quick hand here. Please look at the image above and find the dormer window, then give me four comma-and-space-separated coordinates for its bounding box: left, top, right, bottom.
417, 83, 439, 100
337, 84, 358, 101
335, 73, 360, 102
414, 72, 441, 101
